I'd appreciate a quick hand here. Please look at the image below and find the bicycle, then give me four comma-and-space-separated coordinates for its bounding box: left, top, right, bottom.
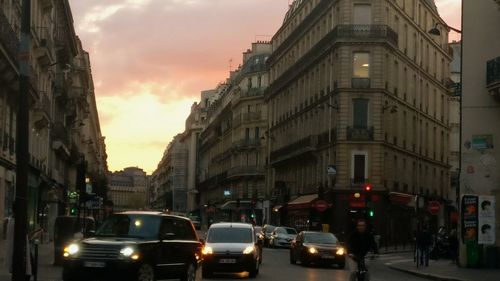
349, 254, 376, 281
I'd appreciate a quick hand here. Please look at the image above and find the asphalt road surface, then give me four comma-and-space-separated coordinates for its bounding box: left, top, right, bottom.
202, 247, 430, 281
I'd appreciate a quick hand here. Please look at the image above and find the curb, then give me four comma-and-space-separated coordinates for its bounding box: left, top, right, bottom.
387, 265, 468, 281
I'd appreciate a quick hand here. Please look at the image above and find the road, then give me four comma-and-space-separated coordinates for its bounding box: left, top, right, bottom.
203, 247, 429, 281
0, 242, 428, 281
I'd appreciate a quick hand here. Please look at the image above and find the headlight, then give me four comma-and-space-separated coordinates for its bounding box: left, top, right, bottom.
336, 248, 345, 255
63, 244, 79, 257
202, 246, 213, 255
120, 247, 135, 257
119, 247, 140, 260
243, 245, 255, 254
308, 247, 318, 254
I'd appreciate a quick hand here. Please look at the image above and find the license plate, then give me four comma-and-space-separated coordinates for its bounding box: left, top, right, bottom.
219, 259, 236, 264
84, 261, 106, 268
322, 255, 335, 259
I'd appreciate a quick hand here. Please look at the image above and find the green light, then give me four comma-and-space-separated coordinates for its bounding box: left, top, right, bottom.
70, 207, 77, 215
250, 213, 256, 218
368, 210, 374, 217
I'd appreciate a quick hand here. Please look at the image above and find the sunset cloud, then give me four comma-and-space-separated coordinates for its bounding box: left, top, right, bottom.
67, 0, 460, 173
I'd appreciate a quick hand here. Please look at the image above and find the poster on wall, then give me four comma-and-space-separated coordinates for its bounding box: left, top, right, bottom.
461, 195, 478, 242
478, 195, 496, 245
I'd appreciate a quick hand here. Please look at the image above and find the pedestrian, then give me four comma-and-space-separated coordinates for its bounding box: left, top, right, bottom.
416, 226, 432, 266
448, 229, 459, 264
4, 201, 32, 281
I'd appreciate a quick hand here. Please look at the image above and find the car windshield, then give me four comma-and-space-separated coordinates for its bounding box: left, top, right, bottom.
207, 227, 253, 243
265, 226, 276, 233
283, 228, 297, 234
95, 214, 161, 239
304, 232, 338, 244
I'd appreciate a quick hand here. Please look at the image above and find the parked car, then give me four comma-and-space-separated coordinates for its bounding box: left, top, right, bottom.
290, 231, 346, 268
269, 227, 297, 248
53, 216, 95, 266
262, 224, 276, 247
62, 211, 202, 281
201, 222, 261, 278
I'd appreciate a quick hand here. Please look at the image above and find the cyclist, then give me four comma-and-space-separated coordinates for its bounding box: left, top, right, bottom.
347, 219, 379, 280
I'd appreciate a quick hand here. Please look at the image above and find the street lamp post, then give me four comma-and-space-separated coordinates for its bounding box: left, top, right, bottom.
318, 98, 339, 189
13, 1, 31, 280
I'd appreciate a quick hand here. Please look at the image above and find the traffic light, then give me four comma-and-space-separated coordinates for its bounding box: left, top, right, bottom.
250, 213, 256, 219
364, 183, 372, 192
70, 206, 77, 215
368, 209, 374, 217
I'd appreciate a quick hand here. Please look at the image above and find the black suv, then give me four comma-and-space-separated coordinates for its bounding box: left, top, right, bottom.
62, 211, 202, 281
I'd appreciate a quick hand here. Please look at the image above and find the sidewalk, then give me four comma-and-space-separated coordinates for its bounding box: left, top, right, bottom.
0, 239, 62, 281
387, 253, 500, 281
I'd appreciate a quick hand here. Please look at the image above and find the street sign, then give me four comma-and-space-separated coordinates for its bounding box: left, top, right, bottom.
327, 165, 337, 175
428, 201, 441, 215
315, 200, 329, 212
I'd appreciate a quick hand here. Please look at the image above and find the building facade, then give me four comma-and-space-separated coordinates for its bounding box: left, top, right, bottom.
460, 0, 500, 265
265, 0, 452, 244
108, 167, 148, 212
0, 0, 108, 239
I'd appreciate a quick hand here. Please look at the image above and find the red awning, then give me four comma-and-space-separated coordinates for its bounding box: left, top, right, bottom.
287, 194, 318, 210
389, 192, 414, 206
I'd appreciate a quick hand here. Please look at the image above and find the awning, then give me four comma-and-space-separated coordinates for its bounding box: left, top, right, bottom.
389, 192, 415, 207
220, 200, 253, 210
287, 194, 318, 210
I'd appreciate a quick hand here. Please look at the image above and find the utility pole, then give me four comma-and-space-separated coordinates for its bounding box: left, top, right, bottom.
13, 0, 31, 280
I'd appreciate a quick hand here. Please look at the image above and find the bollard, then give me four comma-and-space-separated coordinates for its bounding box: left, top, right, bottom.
33, 239, 39, 281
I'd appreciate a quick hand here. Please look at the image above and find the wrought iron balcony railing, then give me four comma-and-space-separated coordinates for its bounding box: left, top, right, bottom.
0, 9, 19, 63
486, 57, 500, 99
347, 126, 374, 141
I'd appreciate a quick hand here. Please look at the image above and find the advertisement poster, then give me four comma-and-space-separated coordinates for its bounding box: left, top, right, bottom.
478, 196, 496, 245
461, 195, 478, 242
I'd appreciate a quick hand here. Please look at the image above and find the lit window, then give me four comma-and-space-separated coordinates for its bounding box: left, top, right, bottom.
353, 53, 370, 78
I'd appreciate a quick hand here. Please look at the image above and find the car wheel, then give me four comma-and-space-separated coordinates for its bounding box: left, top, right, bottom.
300, 255, 309, 266
337, 261, 346, 269
180, 263, 196, 281
248, 260, 259, 278
202, 267, 213, 279
136, 263, 156, 281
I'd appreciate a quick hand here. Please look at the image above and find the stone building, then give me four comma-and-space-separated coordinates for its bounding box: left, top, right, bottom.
265, 0, 452, 244
197, 42, 271, 225
108, 167, 148, 211
0, 0, 108, 238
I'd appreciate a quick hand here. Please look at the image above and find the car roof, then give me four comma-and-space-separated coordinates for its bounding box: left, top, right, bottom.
117, 211, 190, 221
209, 222, 253, 229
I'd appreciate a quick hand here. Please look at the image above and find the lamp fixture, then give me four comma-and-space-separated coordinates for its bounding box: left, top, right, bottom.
428, 23, 462, 36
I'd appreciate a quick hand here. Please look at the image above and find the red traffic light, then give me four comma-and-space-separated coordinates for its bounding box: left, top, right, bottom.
364, 184, 372, 192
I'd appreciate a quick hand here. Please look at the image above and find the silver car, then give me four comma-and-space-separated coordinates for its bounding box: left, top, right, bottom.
269, 227, 298, 248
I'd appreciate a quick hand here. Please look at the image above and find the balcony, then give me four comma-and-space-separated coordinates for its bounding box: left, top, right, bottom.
227, 166, 265, 178
351, 78, 371, 89
0, 9, 20, 64
270, 135, 318, 164
34, 27, 54, 67
242, 111, 262, 122
232, 139, 261, 150
486, 57, 500, 99
51, 122, 69, 147
33, 92, 51, 129
347, 127, 374, 141
333, 24, 398, 46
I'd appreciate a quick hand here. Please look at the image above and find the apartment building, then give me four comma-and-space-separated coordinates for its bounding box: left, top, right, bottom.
0, 0, 108, 238
197, 42, 271, 225
265, 0, 452, 242
459, 0, 500, 264
108, 167, 148, 211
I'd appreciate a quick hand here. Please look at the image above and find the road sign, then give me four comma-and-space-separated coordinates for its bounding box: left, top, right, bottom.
428, 201, 441, 215
315, 200, 329, 212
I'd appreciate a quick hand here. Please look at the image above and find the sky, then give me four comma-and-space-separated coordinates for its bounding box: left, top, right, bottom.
67, 0, 461, 174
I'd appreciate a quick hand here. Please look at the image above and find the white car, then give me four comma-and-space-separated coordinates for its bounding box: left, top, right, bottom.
269, 227, 298, 248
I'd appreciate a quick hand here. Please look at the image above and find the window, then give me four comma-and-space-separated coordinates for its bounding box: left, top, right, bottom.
245, 128, 250, 140
353, 53, 370, 78
257, 76, 262, 88
353, 154, 366, 183
254, 127, 260, 140
353, 99, 368, 128
353, 4, 371, 24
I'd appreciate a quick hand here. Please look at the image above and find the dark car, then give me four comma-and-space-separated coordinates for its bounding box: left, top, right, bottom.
262, 224, 276, 247
201, 222, 261, 278
289, 231, 346, 268
62, 211, 202, 281
54, 216, 96, 265
269, 227, 297, 248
